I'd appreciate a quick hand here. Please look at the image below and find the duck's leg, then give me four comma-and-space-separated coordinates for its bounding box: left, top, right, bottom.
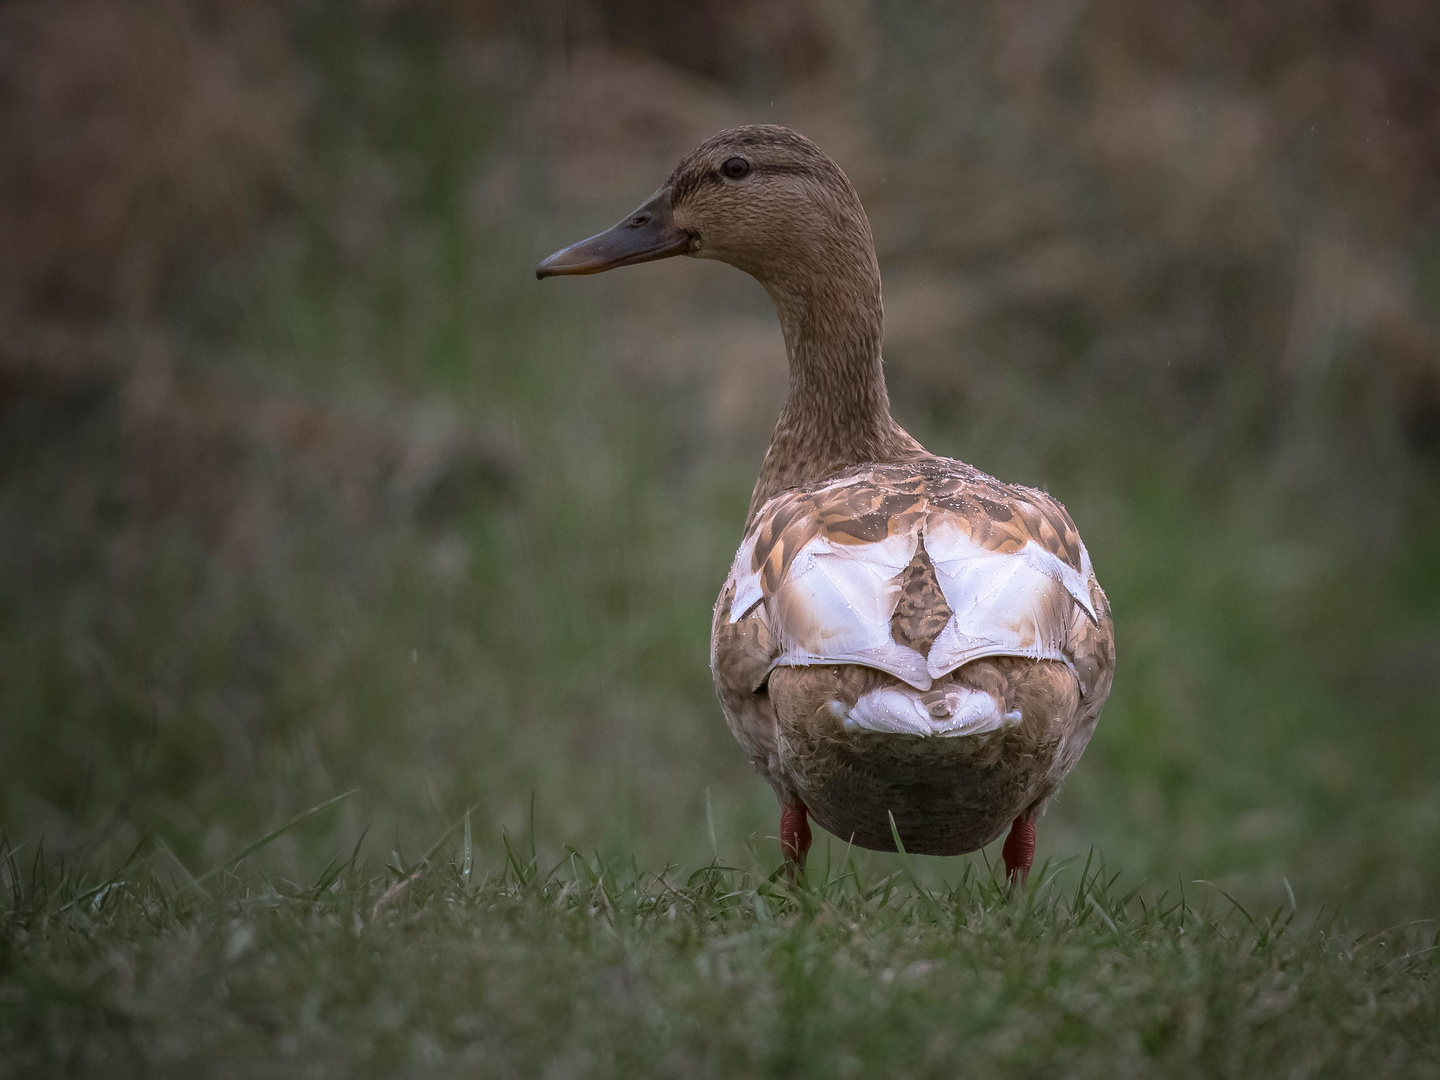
780, 800, 812, 876
1001, 816, 1035, 886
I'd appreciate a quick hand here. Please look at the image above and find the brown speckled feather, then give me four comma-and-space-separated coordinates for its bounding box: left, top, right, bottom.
746, 458, 1089, 590
889, 540, 951, 657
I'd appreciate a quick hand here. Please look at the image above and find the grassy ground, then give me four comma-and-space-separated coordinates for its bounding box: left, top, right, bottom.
3, 818, 1437, 1079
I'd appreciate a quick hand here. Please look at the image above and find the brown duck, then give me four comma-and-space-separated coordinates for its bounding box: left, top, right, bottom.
538, 125, 1115, 883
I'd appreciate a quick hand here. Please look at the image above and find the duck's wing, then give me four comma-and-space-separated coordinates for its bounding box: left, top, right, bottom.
711, 460, 1111, 715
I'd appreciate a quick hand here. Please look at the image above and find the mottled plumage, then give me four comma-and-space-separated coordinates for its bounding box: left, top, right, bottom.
710, 460, 1113, 854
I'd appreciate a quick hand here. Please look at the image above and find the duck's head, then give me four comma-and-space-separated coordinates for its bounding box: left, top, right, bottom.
536, 125, 874, 291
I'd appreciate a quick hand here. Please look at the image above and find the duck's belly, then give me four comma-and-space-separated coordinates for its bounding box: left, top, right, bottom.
766, 659, 1080, 856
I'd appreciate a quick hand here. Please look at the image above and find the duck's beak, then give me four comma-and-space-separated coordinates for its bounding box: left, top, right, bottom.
536, 191, 692, 279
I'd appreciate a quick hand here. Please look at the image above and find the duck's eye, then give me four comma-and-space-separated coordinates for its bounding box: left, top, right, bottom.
721, 157, 751, 179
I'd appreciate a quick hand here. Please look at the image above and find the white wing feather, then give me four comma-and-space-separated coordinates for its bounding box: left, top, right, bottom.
769, 531, 931, 688
924, 517, 1081, 679
723, 501, 1096, 692
841, 684, 1021, 738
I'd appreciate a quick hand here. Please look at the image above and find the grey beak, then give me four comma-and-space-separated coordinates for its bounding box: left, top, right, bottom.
536, 191, 693, 279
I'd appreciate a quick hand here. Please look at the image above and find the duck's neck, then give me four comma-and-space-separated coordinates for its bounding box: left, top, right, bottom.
748, 265, 924, 523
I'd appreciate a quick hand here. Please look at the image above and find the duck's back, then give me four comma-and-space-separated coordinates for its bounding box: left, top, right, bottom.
710, 457, 1115, 854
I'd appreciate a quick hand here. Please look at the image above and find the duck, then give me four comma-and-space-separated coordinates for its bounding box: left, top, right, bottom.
538, 125, 1115, 883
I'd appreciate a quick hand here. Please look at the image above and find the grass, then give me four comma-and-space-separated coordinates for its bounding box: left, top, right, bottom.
3, 819, 1437, 1079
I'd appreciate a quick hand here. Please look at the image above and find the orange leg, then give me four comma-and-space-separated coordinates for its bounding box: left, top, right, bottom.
1001, 816, 1035, 885
780, 801, 812, 869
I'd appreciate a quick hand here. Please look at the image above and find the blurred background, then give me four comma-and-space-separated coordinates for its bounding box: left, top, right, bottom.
1, 0, 1437, 920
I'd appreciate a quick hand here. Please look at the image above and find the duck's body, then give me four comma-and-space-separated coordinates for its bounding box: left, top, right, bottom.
539, 125, 1114, 878
713, 457, 1112, 860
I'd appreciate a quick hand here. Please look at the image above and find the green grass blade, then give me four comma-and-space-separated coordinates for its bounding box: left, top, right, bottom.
1193, 879, 1259, 932
195, 788, 360, 886
462, 808, 473, 890
888, 811, 941, 920
60, 828, 152, 912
